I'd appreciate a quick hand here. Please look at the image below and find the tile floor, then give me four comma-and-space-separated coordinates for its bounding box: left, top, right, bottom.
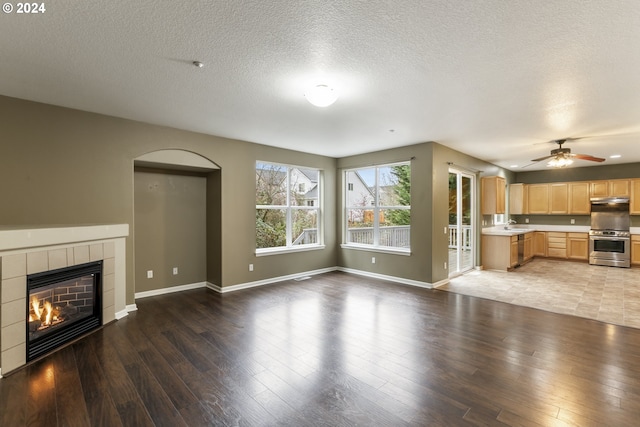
440, 258, 640, 328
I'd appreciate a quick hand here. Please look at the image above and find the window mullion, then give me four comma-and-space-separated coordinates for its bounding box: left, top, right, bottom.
286, 168, 292, 246
373, 167, 380, 246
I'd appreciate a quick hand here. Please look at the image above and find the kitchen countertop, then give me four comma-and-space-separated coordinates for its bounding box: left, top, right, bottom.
482, 228, 533, 236
483, 225, 640, 236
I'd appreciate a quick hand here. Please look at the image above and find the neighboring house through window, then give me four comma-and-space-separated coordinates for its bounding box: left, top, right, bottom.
256, 162, 321, 252
344, 162, 411, 251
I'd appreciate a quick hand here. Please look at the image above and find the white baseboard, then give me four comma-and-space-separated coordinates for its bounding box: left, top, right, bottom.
432, 278, 450, 288
115, 303, 138, 319
336, 267, 434, 289
135, 282, 207, 300
124, 268, 442, 303
207, 267, 338, 293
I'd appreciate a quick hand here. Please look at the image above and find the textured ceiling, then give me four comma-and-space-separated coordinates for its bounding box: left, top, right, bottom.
2, 0, 639, 171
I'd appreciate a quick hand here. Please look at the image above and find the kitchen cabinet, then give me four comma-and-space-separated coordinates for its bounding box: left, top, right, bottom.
482, 233, 523, 270
631, 179, 640, 214
510, 237, 519, 268
590, 179, 630, 198
509, 183, 527, 215
547, 232, 567, 258
523, 232, 533, 261
482, 176, 506, 215
533, 232, 546, 257
527, 184, 549, 214
567, 232, 589, 260
569, 182, 590, 214
550, 183, 568, 214
632, 235, 640, 266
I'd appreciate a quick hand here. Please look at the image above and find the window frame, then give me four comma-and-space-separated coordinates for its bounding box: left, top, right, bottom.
255, 161, 324, 256
342, 161, 411, 254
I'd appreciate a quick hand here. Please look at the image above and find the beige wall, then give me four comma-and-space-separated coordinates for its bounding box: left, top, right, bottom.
0, 94, 518, 298
133, 168, 207, 293
515, 163, 640, 184
337, 142, 507, 284
0, 95, 337, 304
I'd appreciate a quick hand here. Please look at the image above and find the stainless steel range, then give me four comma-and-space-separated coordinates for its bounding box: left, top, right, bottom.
589, 197, 631, 268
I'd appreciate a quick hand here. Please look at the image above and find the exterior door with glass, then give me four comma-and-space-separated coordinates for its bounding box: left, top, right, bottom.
448, 169, 475, 276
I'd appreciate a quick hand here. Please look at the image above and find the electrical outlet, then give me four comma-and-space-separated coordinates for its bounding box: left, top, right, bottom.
146, 270, 153, 279
444, 262, 447, 270
570, 218, 575, 224
444, 226, 448, 234
249, 263, 254, 272
525, 218, 529, 223
172, 267, 178, 275
371, 257, 376, 264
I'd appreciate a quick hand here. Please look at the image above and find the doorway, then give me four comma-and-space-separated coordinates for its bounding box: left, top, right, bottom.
448, 169, 475, 276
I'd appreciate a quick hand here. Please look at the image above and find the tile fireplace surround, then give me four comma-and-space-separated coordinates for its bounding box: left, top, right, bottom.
0, 224, 128, 376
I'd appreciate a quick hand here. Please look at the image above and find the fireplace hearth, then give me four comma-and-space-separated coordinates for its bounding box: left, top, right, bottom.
27, 261, 103, 361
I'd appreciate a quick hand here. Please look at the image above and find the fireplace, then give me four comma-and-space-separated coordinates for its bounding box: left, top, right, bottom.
27, 261, 103, 361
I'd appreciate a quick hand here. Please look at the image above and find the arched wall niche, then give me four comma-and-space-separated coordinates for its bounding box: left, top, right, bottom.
132, 148, 221, 300
134, 149, 220, 171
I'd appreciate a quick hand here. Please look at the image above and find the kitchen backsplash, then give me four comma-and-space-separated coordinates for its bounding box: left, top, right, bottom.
510, 215, 640, 227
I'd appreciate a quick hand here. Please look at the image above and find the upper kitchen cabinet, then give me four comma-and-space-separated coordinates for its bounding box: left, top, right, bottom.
527, 183, 549, 214
568, 182, 590, 214
549, 183, 568, 214
590, 179, 630, 198
632, 179, 640, 214
481, 176, 506, 215
509, 183, 527, 215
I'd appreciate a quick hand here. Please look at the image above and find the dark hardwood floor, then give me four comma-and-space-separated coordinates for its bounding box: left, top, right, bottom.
2, 271, 640, 426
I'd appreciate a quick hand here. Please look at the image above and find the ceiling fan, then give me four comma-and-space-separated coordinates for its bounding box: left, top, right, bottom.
527, 138, 606, 168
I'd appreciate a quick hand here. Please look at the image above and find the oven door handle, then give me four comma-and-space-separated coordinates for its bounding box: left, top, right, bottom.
589, 236, 630, 241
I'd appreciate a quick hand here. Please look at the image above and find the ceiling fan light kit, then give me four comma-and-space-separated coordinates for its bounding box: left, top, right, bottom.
547, 155, 574, 168
529, 139, 606, 168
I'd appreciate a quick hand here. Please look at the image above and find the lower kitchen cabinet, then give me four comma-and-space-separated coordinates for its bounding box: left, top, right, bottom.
523, 232, 533, 261
632, 235, 640, 266
533, 232, 546, 257
567, 233, 589, 260
482, 234, 522, 271
510, 237, 518, 268
547, 232, 567, 259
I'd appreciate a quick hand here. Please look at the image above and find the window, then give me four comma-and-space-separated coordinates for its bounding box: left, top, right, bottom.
344, 162, 411, 250
256, 162, 321, 252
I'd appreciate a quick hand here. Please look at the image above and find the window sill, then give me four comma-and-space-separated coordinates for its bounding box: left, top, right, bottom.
340, 244, 411, 256
256, 244, 326, 257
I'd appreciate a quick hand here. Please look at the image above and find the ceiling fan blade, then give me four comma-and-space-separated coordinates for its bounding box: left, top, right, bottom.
530, 154, 554, 162
519, 162, 539, 168
573, 154, 606, 162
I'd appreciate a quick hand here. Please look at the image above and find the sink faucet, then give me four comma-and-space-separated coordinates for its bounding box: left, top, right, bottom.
504, 219, 517, 230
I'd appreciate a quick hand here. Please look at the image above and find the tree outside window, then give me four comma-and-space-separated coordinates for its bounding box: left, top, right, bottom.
345, 162, 410, 249
256, 162, 321, 250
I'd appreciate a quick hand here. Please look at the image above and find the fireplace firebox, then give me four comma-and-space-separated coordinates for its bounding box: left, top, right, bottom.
27, 261, 103, 361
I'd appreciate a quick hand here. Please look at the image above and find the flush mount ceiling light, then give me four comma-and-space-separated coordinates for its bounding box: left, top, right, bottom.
304, 84, 338, 107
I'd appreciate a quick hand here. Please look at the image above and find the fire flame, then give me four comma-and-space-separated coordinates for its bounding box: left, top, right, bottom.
31, 296, 42, 319
44, 301, 53, 325
30, 296, 56, 326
